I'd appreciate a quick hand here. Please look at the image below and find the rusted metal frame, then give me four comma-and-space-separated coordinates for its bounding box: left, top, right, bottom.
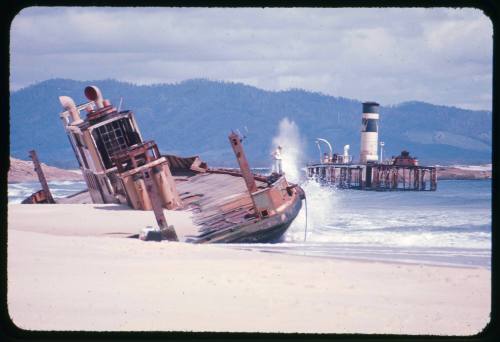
228, 132, 260, 218
112, 141, 159, 173
83, 112, 138, 157
112, 141, 152, 161
29, 150, 55, 204
141, 168, 178, 241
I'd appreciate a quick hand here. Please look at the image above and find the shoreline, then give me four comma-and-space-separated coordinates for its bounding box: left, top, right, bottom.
8, 155, 492, 183
226, 247, 491, 270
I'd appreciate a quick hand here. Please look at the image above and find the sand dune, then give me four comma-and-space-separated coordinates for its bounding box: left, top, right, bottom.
436, 166, 491, 180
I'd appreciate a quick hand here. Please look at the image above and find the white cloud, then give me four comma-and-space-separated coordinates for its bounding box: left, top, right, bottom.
10, 6, 492, 110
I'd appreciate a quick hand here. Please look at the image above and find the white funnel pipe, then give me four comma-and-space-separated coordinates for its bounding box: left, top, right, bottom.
343, 144, 350, 163
343, 144, 350, 156
59, 96, 82, 124
84, 85, 104, 108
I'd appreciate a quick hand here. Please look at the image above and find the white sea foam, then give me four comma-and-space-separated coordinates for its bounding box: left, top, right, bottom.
8, 181, 87, 204
284, 179, 491, 252
48, 180, 85, 186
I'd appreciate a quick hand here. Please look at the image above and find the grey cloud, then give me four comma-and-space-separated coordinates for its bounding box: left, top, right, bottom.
10, 6, 492, 110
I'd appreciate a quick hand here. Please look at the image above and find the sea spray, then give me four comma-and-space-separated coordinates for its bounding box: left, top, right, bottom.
270, 118, 343, 241
285, 180, 340, 242
271, 118, 306, 184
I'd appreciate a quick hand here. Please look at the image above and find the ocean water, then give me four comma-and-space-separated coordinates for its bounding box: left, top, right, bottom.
7, 178, 491, 269
8, 181, 87, 203
228, 178, 492, 269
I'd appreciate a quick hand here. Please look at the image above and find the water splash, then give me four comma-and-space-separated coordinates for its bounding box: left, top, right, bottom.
271, 118, 305, 184
285, 180, 341, 242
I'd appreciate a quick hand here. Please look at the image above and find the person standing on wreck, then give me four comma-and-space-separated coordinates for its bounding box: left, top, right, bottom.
272, 146, 283, 174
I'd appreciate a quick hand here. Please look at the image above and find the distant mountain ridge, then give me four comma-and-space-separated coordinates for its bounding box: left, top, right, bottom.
9, 78, 491, 168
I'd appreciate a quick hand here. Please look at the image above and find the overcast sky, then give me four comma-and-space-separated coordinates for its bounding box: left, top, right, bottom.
10, 7, 492, 110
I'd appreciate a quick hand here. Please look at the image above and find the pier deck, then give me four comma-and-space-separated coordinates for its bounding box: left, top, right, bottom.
307, 163, 437, 191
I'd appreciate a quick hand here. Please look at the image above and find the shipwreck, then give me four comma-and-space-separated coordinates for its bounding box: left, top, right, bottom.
35, 85, 306, 243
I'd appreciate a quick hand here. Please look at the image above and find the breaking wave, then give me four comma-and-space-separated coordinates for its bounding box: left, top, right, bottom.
286, 180, 490, 249
8, 181, 87, 203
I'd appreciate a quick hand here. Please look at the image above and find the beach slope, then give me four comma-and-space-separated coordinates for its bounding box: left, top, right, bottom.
7, 204, 490, 335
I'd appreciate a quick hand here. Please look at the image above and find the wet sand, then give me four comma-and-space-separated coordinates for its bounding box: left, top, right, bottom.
7, 204, 491, 335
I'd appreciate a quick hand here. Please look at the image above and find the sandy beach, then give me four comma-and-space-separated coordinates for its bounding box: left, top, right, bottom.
7, 203, 490, 335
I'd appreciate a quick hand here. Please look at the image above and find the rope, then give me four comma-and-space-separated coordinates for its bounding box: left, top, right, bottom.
303, 196, 308, 242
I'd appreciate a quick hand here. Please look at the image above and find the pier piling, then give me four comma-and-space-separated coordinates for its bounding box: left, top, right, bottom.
307, 162, 436, 191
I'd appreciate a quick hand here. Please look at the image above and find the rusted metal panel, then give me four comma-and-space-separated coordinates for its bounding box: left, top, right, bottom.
112, 141, 182, 210
163, 155, 203, 173
228, 132, 258, 194
21, 189, 49, 204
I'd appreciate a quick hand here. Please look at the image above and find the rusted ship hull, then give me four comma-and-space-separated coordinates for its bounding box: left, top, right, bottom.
186, 181, 304, 243
168, 156, 305, 243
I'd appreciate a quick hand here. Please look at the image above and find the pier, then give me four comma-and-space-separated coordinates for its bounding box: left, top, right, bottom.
306, 162, 437, 191
307, 101, 437, 191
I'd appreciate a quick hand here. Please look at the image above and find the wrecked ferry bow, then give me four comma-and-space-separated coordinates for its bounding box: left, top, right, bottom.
55, 85, 305, 243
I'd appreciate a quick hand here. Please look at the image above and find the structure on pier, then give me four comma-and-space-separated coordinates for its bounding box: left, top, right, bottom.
306, 103, 437, 191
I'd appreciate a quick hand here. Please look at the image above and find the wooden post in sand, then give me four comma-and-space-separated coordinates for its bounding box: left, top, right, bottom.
141, 169, 178, 241
29, 150, 55, 204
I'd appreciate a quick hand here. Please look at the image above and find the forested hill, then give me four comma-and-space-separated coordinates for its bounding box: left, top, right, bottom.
10, 78, 491, 168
